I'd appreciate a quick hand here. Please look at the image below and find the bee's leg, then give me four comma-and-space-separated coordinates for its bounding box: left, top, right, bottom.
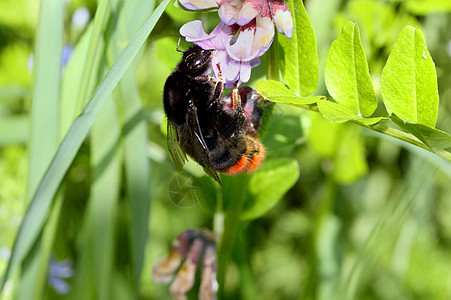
212, 63, 224, 101
212, 79, 224, 102
231, 81, 242, 109
216, 63, 223, 81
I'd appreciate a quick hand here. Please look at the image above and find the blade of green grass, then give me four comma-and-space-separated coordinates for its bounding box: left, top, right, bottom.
74, 0, 112, 115
60, 25, 103, 138
118, 70, 150, 291
17, 194, 64, 300
108, 0, 155, 290
0, 0, 170, 290
27, 0, 62, 201
18, 0, 63, 298
72, 92, 121, 299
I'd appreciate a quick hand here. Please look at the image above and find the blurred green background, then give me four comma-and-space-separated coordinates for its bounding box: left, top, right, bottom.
1, 0, 451, 299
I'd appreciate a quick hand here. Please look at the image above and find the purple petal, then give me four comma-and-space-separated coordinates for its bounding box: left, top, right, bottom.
49, 258, 74, 278
61, 45, 74, 67
225, 59, 240, 83
180, 21, 236, 50
251, 15, 274, 58
48, 276, 71, 295
226, 27, 257, 61
239, 62, 251, 83
250, 57, 261, 68
179, 0, 218, 10
236, 1, 259, 26
212, 50, 229, 79
218, 1, 243, 25
180, 20, 213, 42
273, 10, 293, 39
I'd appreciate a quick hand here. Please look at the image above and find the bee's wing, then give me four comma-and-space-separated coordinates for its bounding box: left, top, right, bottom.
167, 121, 187, 171
185, 105, 222, 185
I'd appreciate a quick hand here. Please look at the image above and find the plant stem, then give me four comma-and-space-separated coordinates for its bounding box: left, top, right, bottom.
216, 175, 249, 298
292, 103, 451, 162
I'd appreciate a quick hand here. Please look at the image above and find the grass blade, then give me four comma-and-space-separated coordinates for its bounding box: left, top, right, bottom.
107, 0, 155, 289
72, 92, 121, 299
0, 0, 170, 290
27, 0, 63, 201
18, 0, 63, 298
74, 0, 112, 115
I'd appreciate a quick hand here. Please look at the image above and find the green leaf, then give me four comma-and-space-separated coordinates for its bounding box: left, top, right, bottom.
391, 114, 451, 151
279, 0, 318, 96
317, 99, 387, 126
0, 0, 170, 290
241, 158, 300, 220
325, 21, 377, 117
381, 26, 439, 127
256, 80, 322, 105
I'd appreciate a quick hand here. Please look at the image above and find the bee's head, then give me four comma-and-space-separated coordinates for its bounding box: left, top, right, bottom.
180, 46, 215, 75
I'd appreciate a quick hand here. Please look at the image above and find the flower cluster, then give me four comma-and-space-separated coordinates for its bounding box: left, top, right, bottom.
152, 229, 217, 300
179, 0, 293, 89
47, 257, 74, 294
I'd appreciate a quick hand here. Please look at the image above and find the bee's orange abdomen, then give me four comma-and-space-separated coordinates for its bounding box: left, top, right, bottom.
220, 136, 265, 175
220, 154, 249, 175
244, 138, 265, 173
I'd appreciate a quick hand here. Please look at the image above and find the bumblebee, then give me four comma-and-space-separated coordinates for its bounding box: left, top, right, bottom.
163, 45, 265, 184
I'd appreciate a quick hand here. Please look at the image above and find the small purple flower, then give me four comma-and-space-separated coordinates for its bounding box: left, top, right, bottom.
179, 0, 293, 39
27, 44, 74, 74
178, 0, 293, 88
181, 20, 257, 88
61, 44, 74, 67
153, 229, 218, 300
71, 7, 91, 30
47, 257, 74, 295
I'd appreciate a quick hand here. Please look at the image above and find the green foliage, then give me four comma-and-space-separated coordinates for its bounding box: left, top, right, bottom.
1, 0, 169, 295
279, 0, 318, 96
382, 25, 439, 127
256, 80, 322, 105
316, 99, 386, 125
259, 18, 451, 161
241, 158, 299, 220
325, 21, 377, 117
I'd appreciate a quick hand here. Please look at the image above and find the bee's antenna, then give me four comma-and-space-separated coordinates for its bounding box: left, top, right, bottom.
177, 36, 185, 53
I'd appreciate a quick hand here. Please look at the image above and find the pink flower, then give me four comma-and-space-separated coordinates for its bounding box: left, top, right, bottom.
178, 0, 293, 88
180, 0, 293, 38
153, 229, 218, 300
180, 20, 261, 88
